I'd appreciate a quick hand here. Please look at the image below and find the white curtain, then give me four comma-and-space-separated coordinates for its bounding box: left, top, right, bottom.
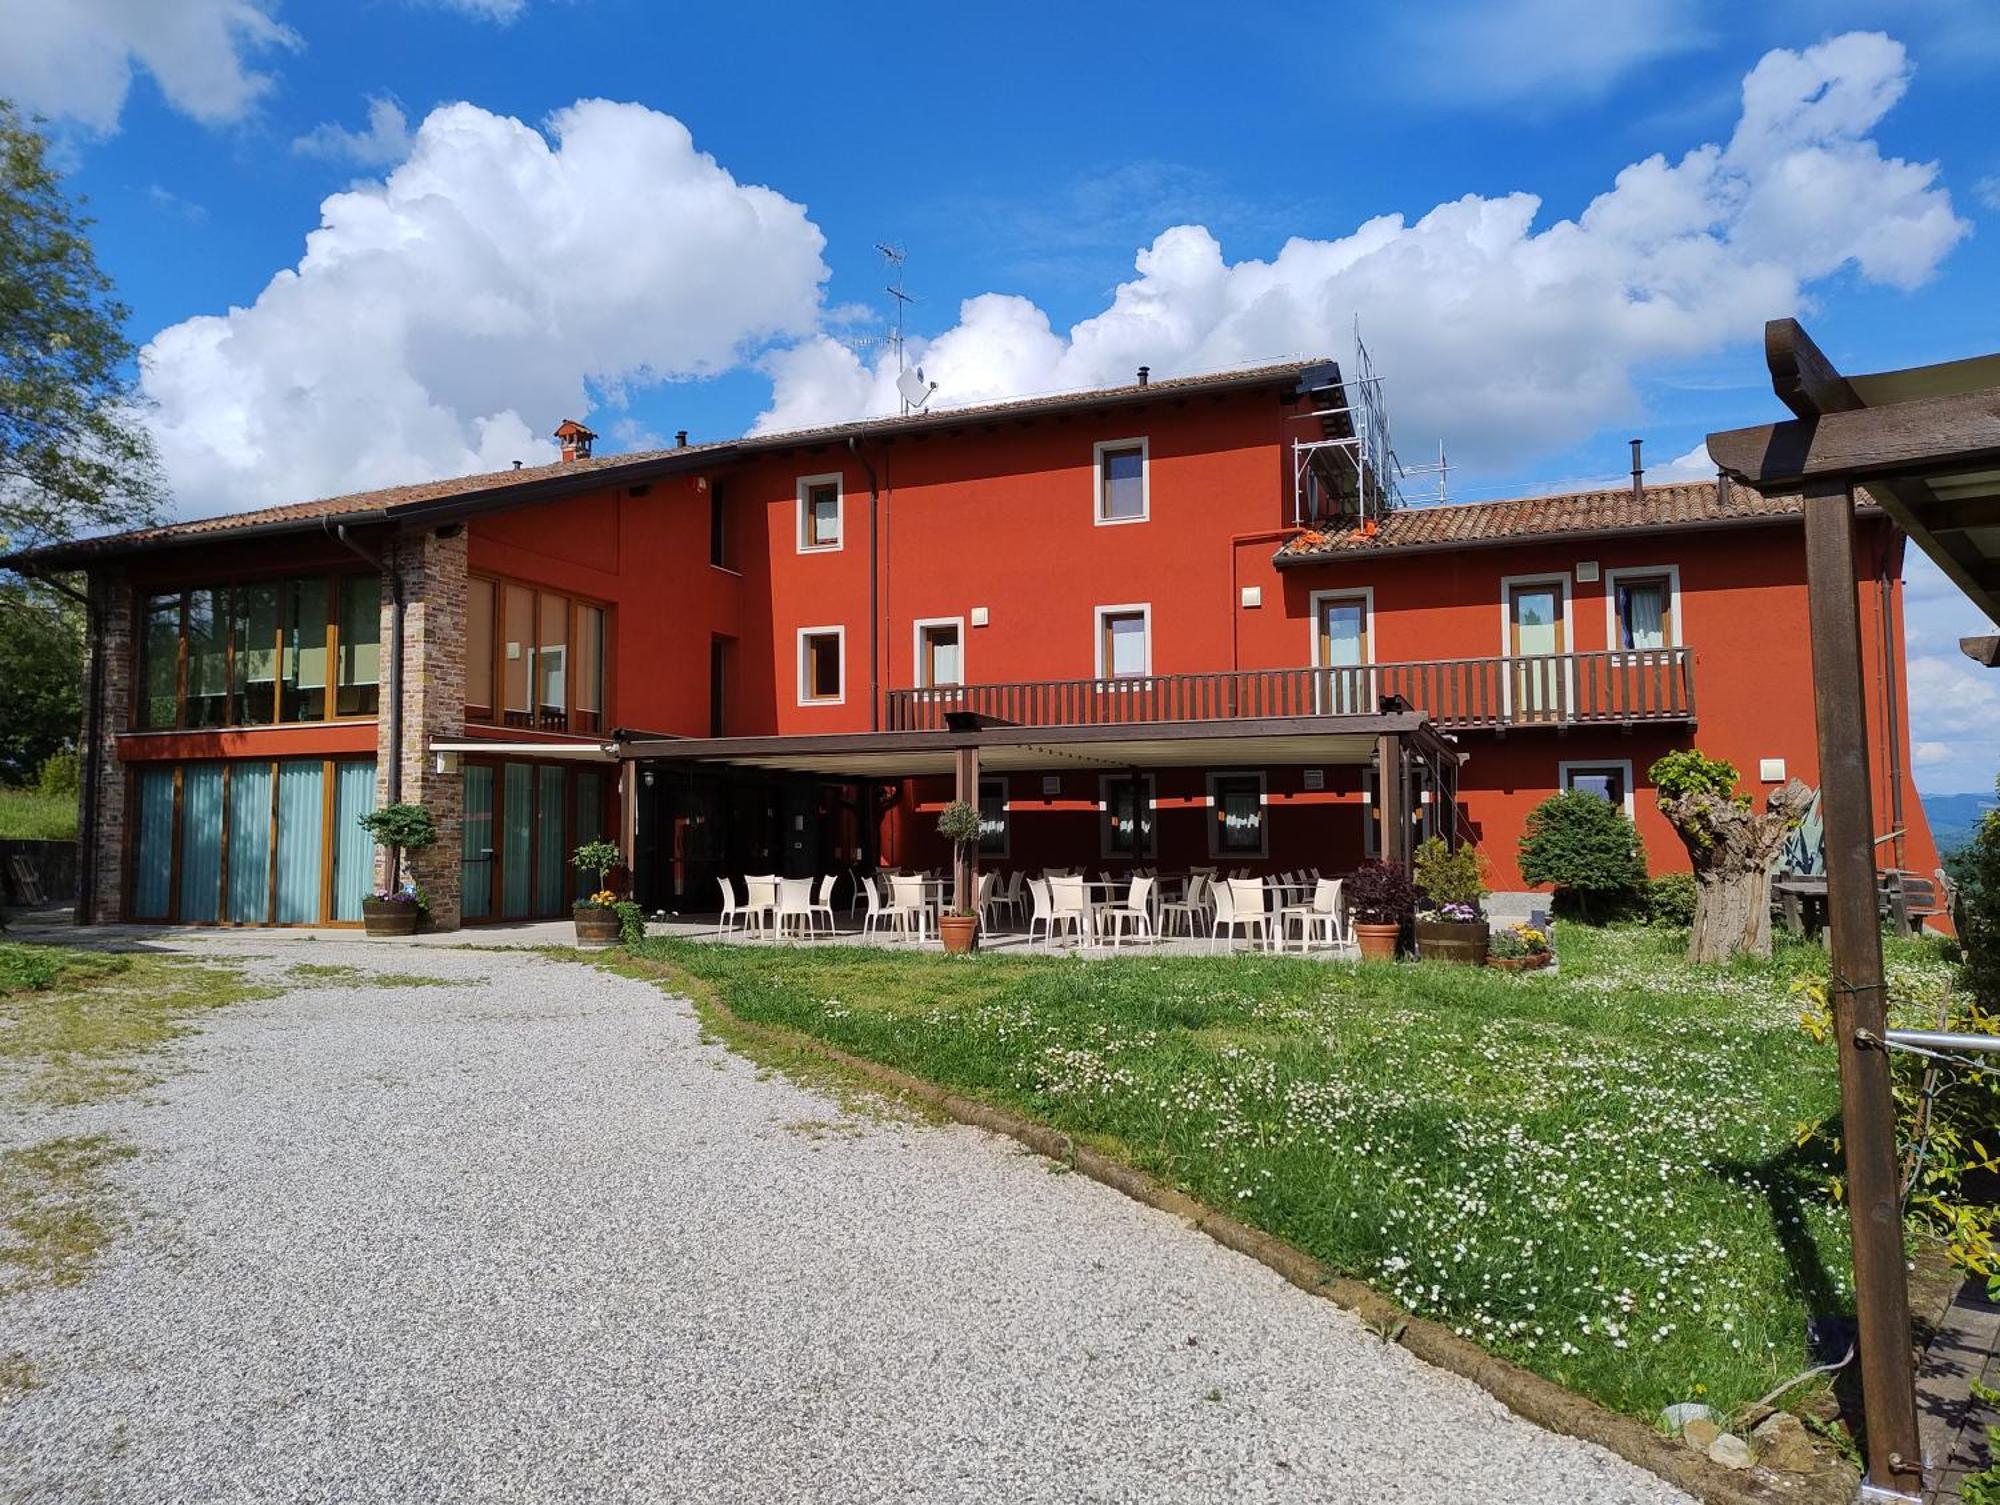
1624, 584, 1666, 650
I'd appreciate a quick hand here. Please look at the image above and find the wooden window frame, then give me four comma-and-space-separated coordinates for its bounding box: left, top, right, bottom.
466, 572, 612, 734
797, 625, 846, 706
1092, 437, 1149, 526
912, 616, 966, 689
1560, 759, 1637, 819
1093, 603, 1152, 681
796, 472, 844, 553
1602, 565, 1681, 651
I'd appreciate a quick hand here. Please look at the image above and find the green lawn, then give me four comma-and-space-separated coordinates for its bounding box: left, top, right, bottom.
635, 925, 1964, 1428
0, 785, 77, 842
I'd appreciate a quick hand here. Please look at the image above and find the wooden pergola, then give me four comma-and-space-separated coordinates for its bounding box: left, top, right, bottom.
1708, 320, 2000, 1502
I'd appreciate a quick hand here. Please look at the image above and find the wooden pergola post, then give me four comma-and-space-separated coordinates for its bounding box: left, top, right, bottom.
952, 743, 979, 915
1802, 478, 1922, 1499
1376, 732, 1407, 867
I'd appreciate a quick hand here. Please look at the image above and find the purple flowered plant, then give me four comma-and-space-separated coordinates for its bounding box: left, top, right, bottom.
1436, 901, 1480, 923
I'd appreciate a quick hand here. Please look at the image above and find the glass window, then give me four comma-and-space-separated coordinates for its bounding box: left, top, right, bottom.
977, 777, 1008, 858
336, 575, 381, 717
466, 577, 494, 716
273, 759, 325, 923
919, 622, 961, 688
802, 631, 842, 702
1098, 443, 1146, 522
140, 594, 182, 729
537, 592, 569, 723
131, 766, 175, 918
1616, 576, 1671, 651
282, 578, 329, 722
1100, 609, 1148, 679
1564, 763, 1629, 809
1101, 775, 1155, 859
178, 764, 224, 922
232, 583, 279, 726
502, 584, 534, 716
1211, 773, 1265, 857
802, 480, 841, 549
227, 762, 272, 924
709, 481, 731, 569
575, 604, 604, 731
185, 588, 229, 728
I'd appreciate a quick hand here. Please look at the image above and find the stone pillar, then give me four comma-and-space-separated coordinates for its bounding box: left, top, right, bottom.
376, 527, 467, 929
84, 569, 134, 924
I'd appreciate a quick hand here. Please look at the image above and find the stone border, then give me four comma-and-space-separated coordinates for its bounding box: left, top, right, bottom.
618, 952, 1858, 1505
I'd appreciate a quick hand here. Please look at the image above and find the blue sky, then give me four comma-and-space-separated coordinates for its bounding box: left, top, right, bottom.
4, 0, 1997, 792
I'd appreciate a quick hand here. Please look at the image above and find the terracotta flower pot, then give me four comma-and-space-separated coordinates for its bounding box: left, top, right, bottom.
1415, 918, 1489, 966
361, 898, 419, 938
573, 904, 621, 948
938, 913, 979, 954
1354, 921, 1401, 961
1490, 952, 1554, 973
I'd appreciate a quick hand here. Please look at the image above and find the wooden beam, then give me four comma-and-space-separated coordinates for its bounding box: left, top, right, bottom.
1707, 382, 2000, 489
1765, 318, 1863, 420
1962, 634, 2000, 668
1375, 733, 1405, 868
1923, 495, 2000, 532
1802, 479, 1922, 1499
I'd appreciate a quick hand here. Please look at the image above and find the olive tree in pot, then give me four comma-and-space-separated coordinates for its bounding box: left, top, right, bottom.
936, 800, 984, 954
1346, 860, 1417, 960
570, 839, 625, 948
356, 802, 438, 938
1412, 836, 1490, 965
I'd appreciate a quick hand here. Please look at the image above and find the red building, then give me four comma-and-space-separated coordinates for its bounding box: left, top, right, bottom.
6, 360, 1940, 928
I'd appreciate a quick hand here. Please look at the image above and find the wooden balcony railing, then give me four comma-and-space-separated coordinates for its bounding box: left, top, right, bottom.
883, 649, 1694, 733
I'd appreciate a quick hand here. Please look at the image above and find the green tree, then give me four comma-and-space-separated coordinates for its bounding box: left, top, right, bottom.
1, 100, 163, 555
0, 579, 83, 783
1517, 790, 1647, 920
1962, 775, 2000, 1006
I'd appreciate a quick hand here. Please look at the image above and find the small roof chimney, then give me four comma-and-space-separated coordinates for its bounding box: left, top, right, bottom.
1629, 438, 1644, 502
1136, 365, 1150, 388
554, 418, 597, 463
675, 430, 689, 448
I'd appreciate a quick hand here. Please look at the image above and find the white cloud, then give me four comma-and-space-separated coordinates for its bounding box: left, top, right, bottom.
424, 0, 527, 18
1902, 551, 2000, 794
1976, 176, 2000, 211
1384, 0, 1711, 106
0, 0, 298, 134
292, 97, 415, 168
1913, 741, 1953, 766
141, 100, 828, 514
759, 32, 1965, 472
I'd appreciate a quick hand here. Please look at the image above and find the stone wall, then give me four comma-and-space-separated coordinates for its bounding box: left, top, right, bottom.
375, 527, 469, 929
84, 570, 133, 924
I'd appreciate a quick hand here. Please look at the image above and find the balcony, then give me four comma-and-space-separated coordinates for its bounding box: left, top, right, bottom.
884, 649, 1695, 733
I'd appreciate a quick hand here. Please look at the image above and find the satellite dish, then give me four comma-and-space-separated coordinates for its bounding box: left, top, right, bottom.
897, 365, 938, 411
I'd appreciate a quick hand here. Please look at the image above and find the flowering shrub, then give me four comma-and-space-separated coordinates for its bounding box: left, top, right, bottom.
1345, 860, 1418, 926
1413, 836, 1487, 919
571, 840, 623, 907
366, 888, 423, 909
1489, 923, 1551, 959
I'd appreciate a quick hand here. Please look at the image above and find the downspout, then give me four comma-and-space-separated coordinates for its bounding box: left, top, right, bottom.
848, 436, 882, 732
1876, 530, 1905, 870
329, 520, 404, 803
26, 566, 100, 925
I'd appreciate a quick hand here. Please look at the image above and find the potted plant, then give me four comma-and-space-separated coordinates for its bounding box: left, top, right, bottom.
570, 839, 624, 948
1345, 859, 1417, 961
356, 802, 438, 938
1412, 836, 1490, 965
935, 800, 984, 954
1489, 922, 1555, 972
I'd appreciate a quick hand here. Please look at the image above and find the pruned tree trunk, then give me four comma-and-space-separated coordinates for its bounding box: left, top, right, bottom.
1657, 778, 1814, 964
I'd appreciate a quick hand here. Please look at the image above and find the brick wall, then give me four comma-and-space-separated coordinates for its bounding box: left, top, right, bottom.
84, 570, 132, 924
375, 527, 468, 929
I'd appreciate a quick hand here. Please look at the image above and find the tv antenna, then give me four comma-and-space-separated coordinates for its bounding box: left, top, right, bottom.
875, 243, 936, 414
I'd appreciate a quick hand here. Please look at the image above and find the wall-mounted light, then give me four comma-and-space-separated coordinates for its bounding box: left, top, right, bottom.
970, 606, 990, 627
642, 766, 656, 788
434, 751, 460, 776
1240, 585, 1263, 609
1576, 561, 1600, 582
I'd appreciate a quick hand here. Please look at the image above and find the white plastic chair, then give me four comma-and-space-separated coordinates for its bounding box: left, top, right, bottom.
810, 874, 839, 937
890, 874, 933, 943
775, 877, 814, 941
743, 875, 778, 940
1159, 873, 1209, 938
859, 874, 892, 939
1026, 877, 1054, 947
977, 871, 1006, 931
1049, 875, 1090, 950
1284, 878, 1347, 952
1103, 875, 1156, 948
999, 870, 1026, 926
716, 876, 745, 939
1220, 877, 1272, 952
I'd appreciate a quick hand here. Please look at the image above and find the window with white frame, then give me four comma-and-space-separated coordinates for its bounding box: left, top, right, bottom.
1605, 567, 1679, 651
1093, 438, 1148, 524
1560, 759, 1635, 817
797, 474, 843, 552
914, 618, 964, 688
1208, 771, 1266, 858
1095, 604, 1151, 679
1100, 773, 1155, 859
798, 627, 844, 705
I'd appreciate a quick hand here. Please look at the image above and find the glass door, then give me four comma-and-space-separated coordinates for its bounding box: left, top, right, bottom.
1508, 583, 1566, 721
461, 765, 495, 920
1316, 595, 1370, 715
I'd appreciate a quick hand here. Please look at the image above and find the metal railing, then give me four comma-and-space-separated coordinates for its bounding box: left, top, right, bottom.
884, 649, 1695, 733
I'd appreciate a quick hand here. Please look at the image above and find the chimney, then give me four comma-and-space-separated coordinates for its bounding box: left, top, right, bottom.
675, 430, 688, 448
1715, 466, 1732, 508
554, 418, 596, 463
1136, 365, 1150, 388
1629, 437, 1644, 501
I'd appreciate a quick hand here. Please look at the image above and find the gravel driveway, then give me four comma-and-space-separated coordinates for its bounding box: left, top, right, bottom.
1, 939, 1689, 1503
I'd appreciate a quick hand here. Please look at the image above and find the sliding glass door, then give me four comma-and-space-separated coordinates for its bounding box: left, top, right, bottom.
460, 758, 614, 923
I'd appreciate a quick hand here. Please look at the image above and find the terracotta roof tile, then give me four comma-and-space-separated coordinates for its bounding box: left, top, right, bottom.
1273, 480, 1806, 562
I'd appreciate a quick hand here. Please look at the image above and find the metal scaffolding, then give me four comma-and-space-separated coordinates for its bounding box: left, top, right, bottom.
1289, 329, 1448, 529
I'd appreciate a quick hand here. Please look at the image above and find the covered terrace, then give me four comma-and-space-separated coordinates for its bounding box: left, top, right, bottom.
609, 708, 1460, 951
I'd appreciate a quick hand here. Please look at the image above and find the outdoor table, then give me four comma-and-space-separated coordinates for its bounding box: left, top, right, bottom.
1772, 876, 1828, 937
